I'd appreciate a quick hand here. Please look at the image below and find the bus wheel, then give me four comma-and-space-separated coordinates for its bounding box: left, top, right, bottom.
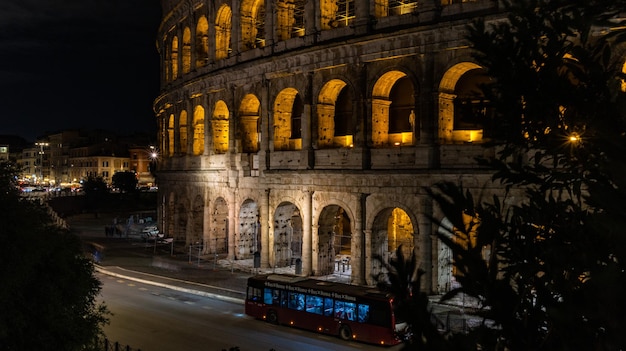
339, 325, 352, 340
267, 310, 278, 324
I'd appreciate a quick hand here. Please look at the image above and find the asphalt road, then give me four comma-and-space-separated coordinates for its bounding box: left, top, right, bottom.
98, 272, 397, 351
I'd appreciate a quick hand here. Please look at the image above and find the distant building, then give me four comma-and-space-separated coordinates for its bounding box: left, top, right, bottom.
0, 145, 8, 162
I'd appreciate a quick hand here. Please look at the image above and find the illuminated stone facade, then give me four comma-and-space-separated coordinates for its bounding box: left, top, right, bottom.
154, 0, 508, 291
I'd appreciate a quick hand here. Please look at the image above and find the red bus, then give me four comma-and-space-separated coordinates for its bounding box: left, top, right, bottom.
244, 274, 405, 345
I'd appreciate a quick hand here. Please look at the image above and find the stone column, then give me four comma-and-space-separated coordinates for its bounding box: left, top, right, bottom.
228, 189, 237, 260
261, 188, 271, 267
301, 190, 313, 275
352, 192, 367, 285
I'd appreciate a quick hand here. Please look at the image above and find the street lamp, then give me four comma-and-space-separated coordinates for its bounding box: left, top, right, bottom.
35, 142, 49, 185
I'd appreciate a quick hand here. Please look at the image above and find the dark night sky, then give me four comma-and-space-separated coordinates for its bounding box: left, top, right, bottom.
0, 0, 162, 142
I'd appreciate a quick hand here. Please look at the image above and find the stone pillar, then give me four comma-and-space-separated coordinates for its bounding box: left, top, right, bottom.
352, 192, 367, 285
228, 190, 237, 260
261, 188, 271, 267
302, 190, 313, 275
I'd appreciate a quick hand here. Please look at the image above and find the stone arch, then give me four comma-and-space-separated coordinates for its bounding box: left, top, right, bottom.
371, 70, 416, 147
237, 199, 260, 259
211, 197, 229, 255
167, 114, 175, 156
317, 205, 352, 276
370, 207, 416, 281
438, 62, 492, 143
273, 88, 303, 151
192, 105, 205, 155
212, 100, 229, 153
191, 194, 204, 245
316, 79, 354, 148
171, 36, 179, 80
196, 16, 209, 67
179, 110, 188, 155
239, 94, 261, 153
215, 4, 232, 60
272, 202, 302, 268
182, 27, 192, 74
276, 0, 305, 40
240, 0, 266, 50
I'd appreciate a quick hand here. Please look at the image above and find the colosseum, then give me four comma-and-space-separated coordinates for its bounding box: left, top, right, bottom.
153, 0, 506, 292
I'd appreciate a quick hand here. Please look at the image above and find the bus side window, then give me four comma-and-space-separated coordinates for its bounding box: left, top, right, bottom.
264, 288, 273, 305
272, 289, 281, 306
249, 287, 262, 302
305, 295, 323, 315
357, 303, 370, 323
288, 292, 305, 311
323, 297, 334, 317
344, 302, 356, 321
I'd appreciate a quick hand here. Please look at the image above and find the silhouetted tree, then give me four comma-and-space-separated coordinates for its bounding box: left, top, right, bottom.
0, 161, 109, 350
112, 171, 138, 193
425, 0, 626, 350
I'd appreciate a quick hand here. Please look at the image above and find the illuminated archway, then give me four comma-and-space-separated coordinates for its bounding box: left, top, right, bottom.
320, 0, 355, 29
276, 0, 305, 40
371, 207, 415, 281
196, 16, 209, 67
212, 100, 230, 154
371, 71, 415, 147
192, 105, 205, 156
273, 202, 302, 268
179, 110, 188, 155
239, 94, 261, 153
215, 5, 232, 60
273, 88, 303, 151
182, 27, 191, 74
317, 79, 353, 148
211, 197, 229, 255
439, 62, 492, 143
318, 205, 352, 276
240, 0, 266, 50
237, 199, 260, 259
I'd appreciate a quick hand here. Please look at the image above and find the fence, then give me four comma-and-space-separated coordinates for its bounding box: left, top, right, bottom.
92, 337, 141, 351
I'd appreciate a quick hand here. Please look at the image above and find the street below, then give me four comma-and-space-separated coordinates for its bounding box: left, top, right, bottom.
98, 272, 397, 351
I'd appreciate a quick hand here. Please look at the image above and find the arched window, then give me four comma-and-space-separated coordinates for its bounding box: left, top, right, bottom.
179, 110, 188, 155
274, 88, 303, 151
192, 106, 205, 155
239, 94, 261, 153
276, 0, 305, 41
215, 5, 233, 60
212, 101, 230, 154
439, 63, 492, 143
317, 79, 353, 148
241, 0, 266, 50
321, 0, 355, 29
196, 16, 209, 67
182, 27, 191, 74
371, 71, 415, 147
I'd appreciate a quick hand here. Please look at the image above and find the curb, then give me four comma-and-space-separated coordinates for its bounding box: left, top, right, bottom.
95, 265, 246, 305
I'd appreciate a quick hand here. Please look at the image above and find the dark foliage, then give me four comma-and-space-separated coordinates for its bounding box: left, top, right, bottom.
0, 161, 109, 351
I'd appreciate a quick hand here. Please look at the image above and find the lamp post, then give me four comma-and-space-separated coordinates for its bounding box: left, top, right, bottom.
35, 142, 49, 185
